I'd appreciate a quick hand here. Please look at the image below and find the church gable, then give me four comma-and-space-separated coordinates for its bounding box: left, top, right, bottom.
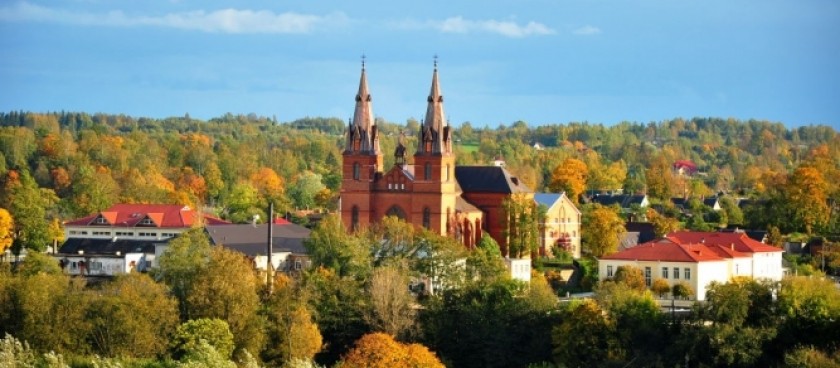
375, 165, 415, 192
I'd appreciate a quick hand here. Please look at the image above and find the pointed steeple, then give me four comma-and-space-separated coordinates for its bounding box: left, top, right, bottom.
345, 57, 380, 154
417, 57, 451, 155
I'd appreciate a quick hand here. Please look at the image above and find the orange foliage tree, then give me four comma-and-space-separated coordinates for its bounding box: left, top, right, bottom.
549, 158, 588, 203
341, 332, 444, 368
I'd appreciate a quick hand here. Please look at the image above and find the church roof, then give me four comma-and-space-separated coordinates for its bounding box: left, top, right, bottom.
455, 196, 482, 214
455, 166, 531, 194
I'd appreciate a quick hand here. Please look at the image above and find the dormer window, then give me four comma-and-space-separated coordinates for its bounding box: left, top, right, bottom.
93, 217, 108, 225
138, 218, 154, 226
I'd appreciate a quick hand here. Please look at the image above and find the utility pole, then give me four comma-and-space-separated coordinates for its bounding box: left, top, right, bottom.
267, 202, 274, 295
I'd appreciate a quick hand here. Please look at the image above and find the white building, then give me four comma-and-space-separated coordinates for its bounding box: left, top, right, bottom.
57, 204, 229, 276
598, 231, 783, 301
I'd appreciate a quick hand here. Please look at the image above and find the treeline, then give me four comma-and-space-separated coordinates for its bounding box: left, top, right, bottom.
0, 111, 838, 256
2, 219, 839, 367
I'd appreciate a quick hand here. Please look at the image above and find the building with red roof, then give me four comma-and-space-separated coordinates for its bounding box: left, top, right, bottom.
598, 231, 783, 301
57, 204, 230, 276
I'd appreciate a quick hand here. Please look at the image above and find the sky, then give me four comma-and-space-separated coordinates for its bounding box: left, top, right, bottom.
1, 0, 838, 130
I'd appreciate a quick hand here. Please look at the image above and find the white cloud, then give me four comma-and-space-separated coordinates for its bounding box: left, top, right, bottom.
391, 16, 554, 38
438, 16, 555, 37
0, 2, 348, 34
572, 25, 601, 36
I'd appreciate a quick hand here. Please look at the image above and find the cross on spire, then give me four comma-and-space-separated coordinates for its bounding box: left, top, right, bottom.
361, 53, 366, 70
433, 54, 438, 69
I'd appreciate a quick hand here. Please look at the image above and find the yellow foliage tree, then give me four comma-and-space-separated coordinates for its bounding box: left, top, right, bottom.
341, 332, 444, 368
549, 158, 588, 203
0, 208, 13, 253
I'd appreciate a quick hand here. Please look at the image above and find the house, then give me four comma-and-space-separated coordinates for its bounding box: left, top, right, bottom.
534, 192, 581, 258
598, 231, 783, 301
57, 204, 230, 275
532, 142, 545, 151
703, 197, 721, 211
589, 193, 649, 212
205, 218, 312, 275
505, 258, 532, 283
673, 160, 698, 176
339, 62, 533, 256
619, 222, 657, 251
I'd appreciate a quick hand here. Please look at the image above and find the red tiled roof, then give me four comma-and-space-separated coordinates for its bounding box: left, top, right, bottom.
665, 231, 782, 253
65, 204, 230, 228
600, 238, 727, 263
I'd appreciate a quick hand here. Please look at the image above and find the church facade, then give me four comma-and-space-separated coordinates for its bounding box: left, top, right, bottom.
339, 63, 532, 253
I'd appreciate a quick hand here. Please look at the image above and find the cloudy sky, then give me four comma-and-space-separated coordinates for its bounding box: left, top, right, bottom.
1, 0, 838, 129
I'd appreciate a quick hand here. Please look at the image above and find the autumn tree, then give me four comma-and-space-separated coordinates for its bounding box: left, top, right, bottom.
187, 246, 265, 358
646, 154, 675, 200
0, 208, 14, 254
263, 274, 322, 366
672, 282, 694, 300
647, 208, 681, 238
775, 276, 840, 354
340, 332, 443, 368
784, 165, 829, 234
581, 204, 625, 257
156, 227, 211, 320
87, 272, 179, 358
651, 278, 671, 298
549, 158, 588, 203
502, 194, 541, 258
552, 299, 619, 367
365, 264, 416, 339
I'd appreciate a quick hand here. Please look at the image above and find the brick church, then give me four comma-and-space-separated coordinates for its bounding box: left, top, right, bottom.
339, 62, 532, 253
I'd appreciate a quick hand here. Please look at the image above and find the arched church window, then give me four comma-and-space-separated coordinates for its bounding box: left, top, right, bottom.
386, 205, 407, 220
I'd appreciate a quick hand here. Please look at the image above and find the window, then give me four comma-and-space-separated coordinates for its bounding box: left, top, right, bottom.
295, 260, 302, 270
139, 218, 154, 226
607, 265, 613, 277
116, 232, 133, 236
353, 162, 361, 180
351, 206, 359, 230
735, 264, 739, 275
94, 217, 108, 224
92, 231, 110, 236
423, 207, 431, 229
662, 267, 669, 279
684, 268, 691, 280
424, 162, 432, 180
446, 164, 450, 182
138, 232, 156, 237
644, 267, 652, 287
674, 267, 680, 279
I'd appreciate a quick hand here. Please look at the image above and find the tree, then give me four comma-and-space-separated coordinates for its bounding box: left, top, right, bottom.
288, 171, 326, 210
16, 251, 62, 276
611, 265, 646, 292
14, 273, 91, 354
672, 282, 694, 300
647, 208, 680, 238
341, 332, 443, 368
594, 281, 665, 365
784, 166, 829, 234
465, 235, 507, 283
581, 204, 624, 257
651, 278, 671, 298
775, 276, 840, 353
502, 194, 540, 258
263, 275, 322, 366
0, 208, 12, 253
548, 158, 587, 203
156, 227, 211, 320
171, 318, 236, 360
187, 247, 265, 358
1, 170, 50, 253
304, 214, 371, 278
87, 273, 179, 358
365, 264, 416, 339
552, 299, 618, 367
646, 154, 675, 200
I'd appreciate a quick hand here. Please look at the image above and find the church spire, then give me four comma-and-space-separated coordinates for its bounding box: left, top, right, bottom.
417, 56, 451, 155
345, 56, 379, 154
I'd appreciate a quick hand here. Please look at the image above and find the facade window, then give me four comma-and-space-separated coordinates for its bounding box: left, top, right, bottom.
115, 232, 133, 236
644, 267, 652, 287
662, 267, 669, 279
735, 264, 739, 275
138, 232, 156, 237
92, 231, 111, 236
684, 268, 691, 280
139, 218, 154, 226
353, 163, 361, 180
388, 183, 393, 190
674, 267, 680, 279
446, 164, 450, 182
94, 217, 107, 224
607, 265, 613, 277
424, 162, 432, 180
351, 206, 359, 230
295, 260, 302, 270
423, 207, 431, 229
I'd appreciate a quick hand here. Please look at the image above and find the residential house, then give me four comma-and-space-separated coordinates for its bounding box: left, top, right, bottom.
673, 160, 698, 176
205, 218, 312, 275
534, 192, 581, 258
598, 231, 783, 301
589, 193, 649, 213
57, 203, 230, 276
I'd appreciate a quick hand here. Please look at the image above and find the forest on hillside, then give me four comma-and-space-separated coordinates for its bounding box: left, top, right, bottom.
1, 111, 840, 367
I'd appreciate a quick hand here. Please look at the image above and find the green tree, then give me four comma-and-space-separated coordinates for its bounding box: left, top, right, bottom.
14, 273, 91, 354
156, 227, 211, 320
466, 235, 507, 283
17, 251, 62, 276
1, 170, 50, 253
288, 171, 326, 210
187, 247, 265, 358
304, 215, 371, 278
775, 276, 840, 353
171, 318, 235, 360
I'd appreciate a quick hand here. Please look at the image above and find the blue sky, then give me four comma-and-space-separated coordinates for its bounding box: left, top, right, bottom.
1, 1, 838, 129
